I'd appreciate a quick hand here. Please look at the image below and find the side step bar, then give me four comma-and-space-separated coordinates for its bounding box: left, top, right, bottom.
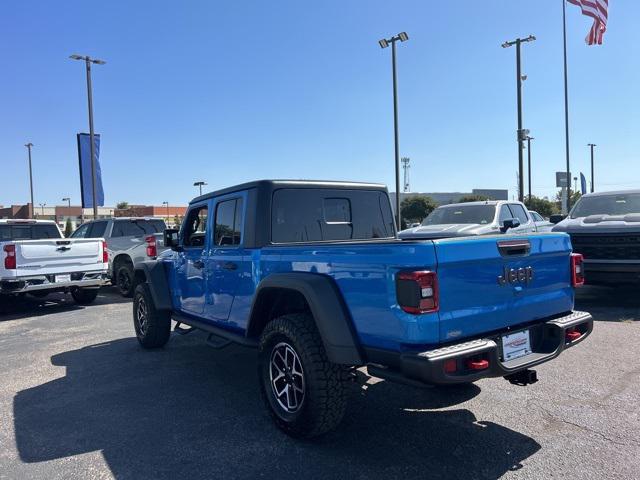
171, 312, 258, 348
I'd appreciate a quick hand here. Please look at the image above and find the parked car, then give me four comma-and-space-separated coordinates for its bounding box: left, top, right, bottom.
553, 189, 640, 284
0, 219, 108, 304
71, 217, 167, 297
131, 180, 592, 438
529, 210, 554, 232
399, 200, 538, 240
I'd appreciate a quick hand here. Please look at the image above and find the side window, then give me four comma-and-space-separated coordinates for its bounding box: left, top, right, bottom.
71, 223, 90, 238
88, 221, 108, 238
509, 204, 530, 224
183, 205, 208, 247
498, 205, 513, 225
214, 198, 243, 246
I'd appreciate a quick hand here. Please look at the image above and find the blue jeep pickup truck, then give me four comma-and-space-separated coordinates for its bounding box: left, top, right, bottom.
132, 180, 593, 437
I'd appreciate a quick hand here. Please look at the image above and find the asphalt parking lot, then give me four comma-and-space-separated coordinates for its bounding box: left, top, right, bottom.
0, 286, 639, 480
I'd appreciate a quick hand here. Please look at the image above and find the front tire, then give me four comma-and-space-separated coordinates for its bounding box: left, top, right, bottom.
133, 284, 171, 348
258, 313, 349, 438
71, 288, 99, 305
116, 262, 135, 297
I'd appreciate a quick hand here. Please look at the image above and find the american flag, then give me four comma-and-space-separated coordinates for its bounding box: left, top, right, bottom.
567, 0, 609, 45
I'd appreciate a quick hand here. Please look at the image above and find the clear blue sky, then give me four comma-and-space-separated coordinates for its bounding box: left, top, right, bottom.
1, 0, 638, 207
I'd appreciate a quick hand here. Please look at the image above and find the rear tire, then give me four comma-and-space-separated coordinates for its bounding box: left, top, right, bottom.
116, 262, 135, 297
71, 288, 99, 305
258, 313, 349, 438
133, 283, 171, 348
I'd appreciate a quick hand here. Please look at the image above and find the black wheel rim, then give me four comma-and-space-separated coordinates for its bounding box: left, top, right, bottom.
136, 297, 148, 335
269, 342, 305, 413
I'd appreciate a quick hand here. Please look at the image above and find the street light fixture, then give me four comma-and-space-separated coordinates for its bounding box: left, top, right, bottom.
193, 181, 207, 196
378, 31, 409, 230
62, 197, 71, 208
39, 203, 46, 217
502, 35, 536, 203
588, 143, 597, 193
69, 54, 106, 220
162, 201, 169, 223
24, 142, 35, 218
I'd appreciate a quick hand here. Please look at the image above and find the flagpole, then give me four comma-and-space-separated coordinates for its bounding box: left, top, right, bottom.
562, 0, 571, 214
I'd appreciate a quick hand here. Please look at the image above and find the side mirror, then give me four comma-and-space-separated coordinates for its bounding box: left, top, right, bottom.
549, 214, 566, 224
164, 228, 181, 251
501, 218, 521, 233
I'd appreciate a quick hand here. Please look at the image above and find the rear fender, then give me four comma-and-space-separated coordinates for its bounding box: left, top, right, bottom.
247, 272, 363, 365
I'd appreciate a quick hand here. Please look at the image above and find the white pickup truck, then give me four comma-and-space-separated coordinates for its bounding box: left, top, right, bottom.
0, 219, 108, 304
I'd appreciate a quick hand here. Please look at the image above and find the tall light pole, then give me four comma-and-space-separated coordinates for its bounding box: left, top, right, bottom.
62, 197, 71, 208
39, 203, 46, 217
588, 143, 596, 193
379, 31, 409, 230
526, 136, 534, 203
70, 54, 106, 220
193, 181, 207, 196
502, 35, 536, 203
25, 142, 35, 218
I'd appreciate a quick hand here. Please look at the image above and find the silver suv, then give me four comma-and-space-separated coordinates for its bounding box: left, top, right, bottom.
399, 200, 538, 240
71, 218, 166, 296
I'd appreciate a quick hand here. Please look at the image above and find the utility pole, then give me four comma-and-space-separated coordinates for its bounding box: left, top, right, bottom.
502, 35, 536, 203
526, 136, 534, 203
24, 143, 35, 218
588, 143, 596, 193
70, 54, 106, 219
379, 32, 409, 229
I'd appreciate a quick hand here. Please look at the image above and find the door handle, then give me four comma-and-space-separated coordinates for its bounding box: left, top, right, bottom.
222, 262, 238, 271
193, 260, 205, 269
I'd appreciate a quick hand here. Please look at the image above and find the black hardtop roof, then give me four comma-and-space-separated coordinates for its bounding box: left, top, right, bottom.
190, 179, 388, 205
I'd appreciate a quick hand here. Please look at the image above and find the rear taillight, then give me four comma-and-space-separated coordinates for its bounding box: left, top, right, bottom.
145, 235, 157, 258
396, 270, 439, 314
102, 240, 109, 264
571, 253, 584, 287
3, 244, 16, 270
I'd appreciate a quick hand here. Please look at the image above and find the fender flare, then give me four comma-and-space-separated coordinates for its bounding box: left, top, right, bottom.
248, 272, 363, 365
135, 260, 172, 311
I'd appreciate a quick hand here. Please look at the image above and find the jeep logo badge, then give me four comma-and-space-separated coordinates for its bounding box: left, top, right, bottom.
498, 266, 533, 286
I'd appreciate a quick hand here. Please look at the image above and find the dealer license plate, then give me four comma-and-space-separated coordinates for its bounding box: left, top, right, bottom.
55, 274, 71, 283
501, 330, 532, 361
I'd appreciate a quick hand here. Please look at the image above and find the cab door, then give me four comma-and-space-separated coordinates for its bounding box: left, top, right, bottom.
175, 202, 210, 316
203, 194, 246, 322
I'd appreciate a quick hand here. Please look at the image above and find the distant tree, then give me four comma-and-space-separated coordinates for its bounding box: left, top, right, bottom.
401, 195, 437, 223
116, 201, 129, 210
64, 218, 73, 237
458, 194, 490, 203
173, 215, 182, 228
524, 196, 559, 218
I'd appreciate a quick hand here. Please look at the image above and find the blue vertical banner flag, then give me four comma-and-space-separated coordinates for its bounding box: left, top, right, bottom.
580, 172, 587, 195
77, 133, 104, 208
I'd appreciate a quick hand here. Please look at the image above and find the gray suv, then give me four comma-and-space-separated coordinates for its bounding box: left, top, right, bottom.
72, 218, 166, 296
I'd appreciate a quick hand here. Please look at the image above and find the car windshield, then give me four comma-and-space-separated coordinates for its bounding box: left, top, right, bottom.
571, 193, 640, 218
422, 205, 495, 225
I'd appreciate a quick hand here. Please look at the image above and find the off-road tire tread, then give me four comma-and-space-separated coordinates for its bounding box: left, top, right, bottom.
133, 283, 171, 348
259, 313, 349, 438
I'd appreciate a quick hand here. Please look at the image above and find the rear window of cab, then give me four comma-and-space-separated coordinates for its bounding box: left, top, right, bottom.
271, 188, 395, 243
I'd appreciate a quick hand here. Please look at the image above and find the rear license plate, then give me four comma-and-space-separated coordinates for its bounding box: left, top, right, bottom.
501, 329, 532, 361
55, 274, 71, 283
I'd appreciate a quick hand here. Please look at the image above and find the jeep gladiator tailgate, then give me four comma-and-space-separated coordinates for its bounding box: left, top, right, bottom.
432, 233, 574, 342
